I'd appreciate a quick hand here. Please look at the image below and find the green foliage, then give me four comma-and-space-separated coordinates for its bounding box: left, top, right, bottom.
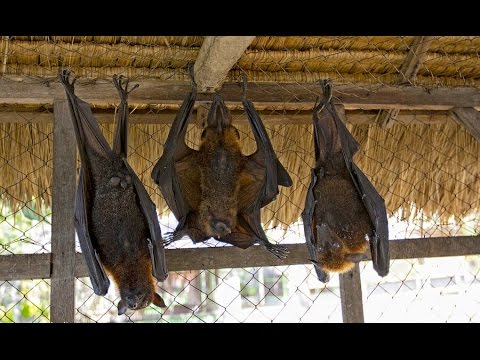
0, 200, 52, 254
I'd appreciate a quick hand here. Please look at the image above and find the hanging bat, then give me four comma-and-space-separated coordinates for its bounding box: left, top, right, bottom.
302, 80, 389, 282
58, 69, 168, 315
152, 70, 293, 258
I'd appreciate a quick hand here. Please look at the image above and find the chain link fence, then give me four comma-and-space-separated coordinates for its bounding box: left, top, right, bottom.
0, 36, 479, 322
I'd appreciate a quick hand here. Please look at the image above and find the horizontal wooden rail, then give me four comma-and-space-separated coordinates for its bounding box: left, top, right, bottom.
1, 235, 479, 281
0, 109, 453, 125
1, 76, 479, 110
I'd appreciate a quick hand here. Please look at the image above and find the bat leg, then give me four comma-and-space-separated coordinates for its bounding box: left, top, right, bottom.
112, 74, 139, 157
163, 227, 205, 246
257, 238, 289, 259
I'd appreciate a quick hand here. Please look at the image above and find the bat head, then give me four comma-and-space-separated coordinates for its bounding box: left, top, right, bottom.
315, 224, 368, 273
114, 260, 167, 315
199, 201, 238, 239
117, 287, 166, 315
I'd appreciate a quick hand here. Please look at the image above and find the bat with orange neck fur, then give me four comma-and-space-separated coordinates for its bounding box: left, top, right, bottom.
152, 67, 292, 258
302, 80, 389, 282
59, 69, 168, 315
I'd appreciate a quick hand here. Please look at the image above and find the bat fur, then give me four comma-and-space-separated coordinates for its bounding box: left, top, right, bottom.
152, 68, 293, 258
302, 80, 389, 282
59, 69, 167, 315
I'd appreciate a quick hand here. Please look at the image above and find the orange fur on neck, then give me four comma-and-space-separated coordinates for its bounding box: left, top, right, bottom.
105, 256, 155, 299
319, 241, 369, 273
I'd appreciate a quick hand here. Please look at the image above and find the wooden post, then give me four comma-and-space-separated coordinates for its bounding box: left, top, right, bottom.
339, 264, 365, 323
50, 100, 77, 323
194, 36, 255, 93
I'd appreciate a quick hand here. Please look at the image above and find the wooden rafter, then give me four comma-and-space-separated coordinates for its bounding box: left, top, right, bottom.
377, 36, 434, 128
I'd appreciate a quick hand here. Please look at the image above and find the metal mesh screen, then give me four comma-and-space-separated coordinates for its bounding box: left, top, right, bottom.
0, 35, 479, 322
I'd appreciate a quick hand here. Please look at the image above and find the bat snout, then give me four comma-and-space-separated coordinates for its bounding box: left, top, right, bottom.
124, 293, 149, 310
212, 221, 231, 238
118, 287, 157, 314
125, 295, 140, 309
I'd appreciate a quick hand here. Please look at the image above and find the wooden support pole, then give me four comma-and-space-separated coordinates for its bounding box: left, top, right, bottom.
50, 100, 77, 323
339, 264, 364, 323
194, 36, 255, 93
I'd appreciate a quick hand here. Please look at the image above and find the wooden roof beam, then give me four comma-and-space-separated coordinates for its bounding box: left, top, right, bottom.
1, 76, 480, 110
377, 36, 433, 128
0, 110, 453, 126
194, 36, 255, 93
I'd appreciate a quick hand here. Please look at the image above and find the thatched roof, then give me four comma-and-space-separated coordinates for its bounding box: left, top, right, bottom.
3, 36, 479, 85
0, 36, 479, 227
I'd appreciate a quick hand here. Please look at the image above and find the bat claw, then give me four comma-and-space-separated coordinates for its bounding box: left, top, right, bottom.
58, 68, 76, 93
162, 232, 177, 247
260, 241, 289, 259
113, 74, 139, 100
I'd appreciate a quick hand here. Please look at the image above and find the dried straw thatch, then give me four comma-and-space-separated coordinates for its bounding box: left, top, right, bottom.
0, 36, 479, 226
0, 109, 478, 227
2, 36, 480, 86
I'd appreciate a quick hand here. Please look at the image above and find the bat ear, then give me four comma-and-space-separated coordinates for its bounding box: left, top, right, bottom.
152, 292, 167, 308
345, 253, 368, 263
117, 299, 128, 316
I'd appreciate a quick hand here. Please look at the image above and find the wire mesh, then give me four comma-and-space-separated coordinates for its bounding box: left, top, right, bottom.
361, 255, 480, 322
0, 36, 479, 322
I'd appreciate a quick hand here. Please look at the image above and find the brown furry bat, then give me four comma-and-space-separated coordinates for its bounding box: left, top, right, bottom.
312, 153, 372, 273
59, 69, 168, 315
152, 71, 292, 258
302, 80, 389, 282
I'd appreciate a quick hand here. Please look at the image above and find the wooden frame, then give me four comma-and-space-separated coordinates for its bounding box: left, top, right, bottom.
0, 78, 479, 323
1, 77, 480, 111
50, 100, 76, 323
1, 236, 479, 323
2, 236, 479, 281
